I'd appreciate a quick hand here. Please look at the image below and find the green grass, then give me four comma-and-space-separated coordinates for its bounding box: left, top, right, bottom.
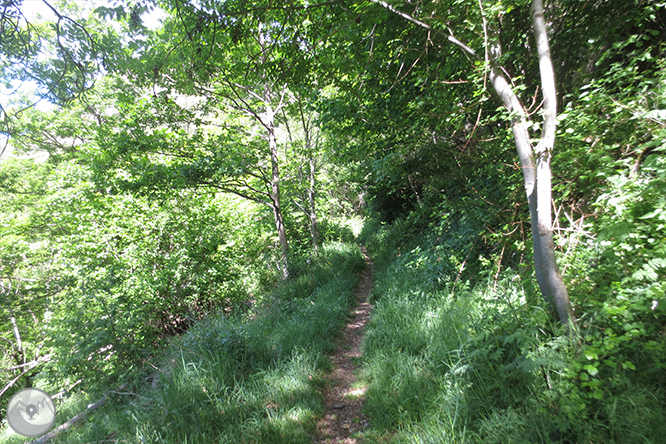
4, 208, 665, 444
0, 241, 365, 444
356, 215, 666, 444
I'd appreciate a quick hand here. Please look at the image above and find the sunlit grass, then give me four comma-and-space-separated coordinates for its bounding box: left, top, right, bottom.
0, 240, 364, 444
358, 215, 666, 444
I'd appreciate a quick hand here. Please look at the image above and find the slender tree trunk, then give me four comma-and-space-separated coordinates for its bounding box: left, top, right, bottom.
488, 0, 576, 328
258, 23, 289, 279
266, 104, 290, 279
488, 61, 575, 328
370, 0, 577, 328
531, 0, 576, 328
300, 101, 320, 251
288, 98, 320, 252
486, 65, 552, 309
308, 155, 319, 251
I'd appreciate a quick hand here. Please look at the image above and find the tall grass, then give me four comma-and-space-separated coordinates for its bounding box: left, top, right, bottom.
0, 241, 365, 444
357, 215, 666, 444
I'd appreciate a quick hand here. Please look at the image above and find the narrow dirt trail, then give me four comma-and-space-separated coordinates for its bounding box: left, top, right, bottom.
314, 246, 374, 444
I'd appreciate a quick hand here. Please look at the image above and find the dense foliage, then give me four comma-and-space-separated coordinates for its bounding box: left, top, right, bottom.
358, 202, 665, 443
1, 0, 665, 442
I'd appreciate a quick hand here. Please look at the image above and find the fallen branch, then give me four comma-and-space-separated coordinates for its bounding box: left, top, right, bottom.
28, 384, 127, 444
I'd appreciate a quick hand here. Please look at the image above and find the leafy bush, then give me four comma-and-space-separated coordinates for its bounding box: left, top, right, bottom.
0, 241, 364, 444
0, 157, 279, 394
554, 45, 666, 438
358, 205, 666, 444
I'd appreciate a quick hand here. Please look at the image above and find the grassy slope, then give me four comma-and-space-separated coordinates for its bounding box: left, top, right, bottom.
357, 215, 666, 444
1, 241, 365, 444
3, 212, 664, 444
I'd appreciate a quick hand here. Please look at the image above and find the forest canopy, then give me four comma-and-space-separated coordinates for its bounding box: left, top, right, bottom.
1, 1, 665, 443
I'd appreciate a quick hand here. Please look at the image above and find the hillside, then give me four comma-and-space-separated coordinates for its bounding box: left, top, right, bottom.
2, 1, 666, 443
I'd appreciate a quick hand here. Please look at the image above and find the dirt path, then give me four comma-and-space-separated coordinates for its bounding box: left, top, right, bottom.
314, 246, 374, 444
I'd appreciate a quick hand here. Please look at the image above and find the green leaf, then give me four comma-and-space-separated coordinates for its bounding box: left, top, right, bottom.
622, 360, 636, 370
584, 349, 599, 360
639, 209, 663, 219
583, 364, 599, 376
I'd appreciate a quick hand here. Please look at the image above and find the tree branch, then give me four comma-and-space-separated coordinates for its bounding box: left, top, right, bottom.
366, 0, 477, 56
205, 0, 348, 18
0, 361, 39, 398
0, 355, 51, 373
531, 0, 558, 155
196, 180, 271, 206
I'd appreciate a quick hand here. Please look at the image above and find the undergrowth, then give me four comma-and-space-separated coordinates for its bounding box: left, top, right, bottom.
357, 208, 666, 444
0, 241, 364, 444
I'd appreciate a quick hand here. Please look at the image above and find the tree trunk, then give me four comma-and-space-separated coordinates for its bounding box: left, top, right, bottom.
369, 0, 577, 328
308, 155, 319, 251
258, 23, 289, 279
488, 0, 576, 329
266, 104, 290, 279
531, 0, 576, 329
300, 101, 320, 251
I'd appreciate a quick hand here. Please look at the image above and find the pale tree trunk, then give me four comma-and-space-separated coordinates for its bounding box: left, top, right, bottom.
220, 77, 291, 279
299, 101, 320, 251
308, 154, 319, 251
266, 103, 290, 279
289, 98, 320, 252
530, 0, 576, 328
487, 2, 577, 329
258, 24, 289, 279
280, 98, 319, 252
370, 0, 577, 328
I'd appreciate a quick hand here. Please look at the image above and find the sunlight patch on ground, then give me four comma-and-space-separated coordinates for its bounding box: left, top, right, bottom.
344, 386, 367, 400
344, 216, 365, 238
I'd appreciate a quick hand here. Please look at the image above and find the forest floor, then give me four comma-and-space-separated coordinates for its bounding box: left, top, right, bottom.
314, 246, 374, 444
